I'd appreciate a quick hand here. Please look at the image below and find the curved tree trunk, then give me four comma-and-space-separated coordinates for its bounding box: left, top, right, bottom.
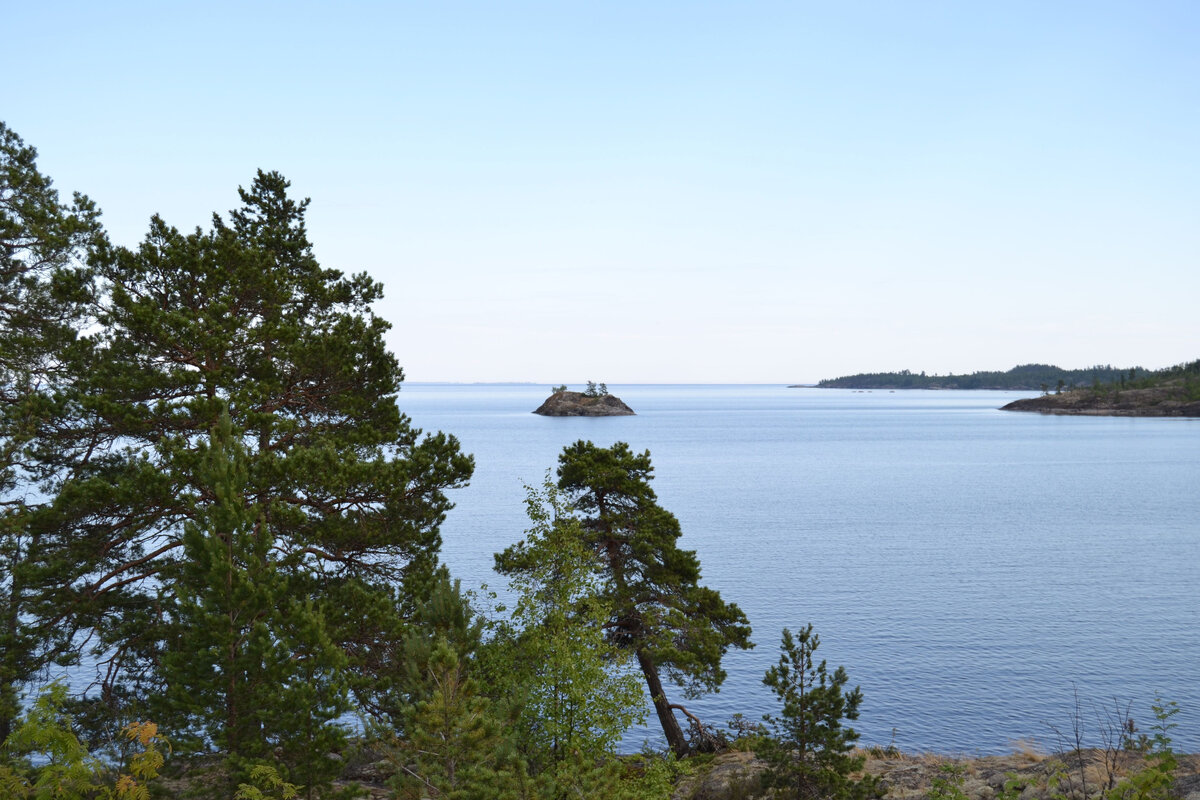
636, 647, 690, 757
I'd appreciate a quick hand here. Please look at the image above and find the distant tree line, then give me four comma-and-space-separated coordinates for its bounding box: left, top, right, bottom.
816, 363, 1155, 391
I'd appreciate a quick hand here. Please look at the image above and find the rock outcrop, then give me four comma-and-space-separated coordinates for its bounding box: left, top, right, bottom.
533, 390, 635, 417
670, 748, 1200, 800
1001, 385, 1200, 417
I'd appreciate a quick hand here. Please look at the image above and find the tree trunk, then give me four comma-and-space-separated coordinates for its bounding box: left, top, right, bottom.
636, 648, 690, 757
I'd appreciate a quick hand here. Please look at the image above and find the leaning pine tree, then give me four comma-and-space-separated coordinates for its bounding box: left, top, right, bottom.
41, 171, 472, 789
543, 440, 752, 757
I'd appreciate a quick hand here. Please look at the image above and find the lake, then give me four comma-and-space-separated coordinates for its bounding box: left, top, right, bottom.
398, 383, 1200, 755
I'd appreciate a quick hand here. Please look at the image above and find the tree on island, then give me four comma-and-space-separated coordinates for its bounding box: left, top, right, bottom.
816, 364, 1150, 391
498, 440, 752, 757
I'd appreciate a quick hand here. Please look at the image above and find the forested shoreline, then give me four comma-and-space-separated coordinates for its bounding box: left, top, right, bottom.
2, 122, 1191, 800
1000, 362, 1200, 416
815, 364, 1148, 391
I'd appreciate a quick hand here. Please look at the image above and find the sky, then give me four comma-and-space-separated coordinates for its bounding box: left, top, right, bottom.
6, 1, 1199, 383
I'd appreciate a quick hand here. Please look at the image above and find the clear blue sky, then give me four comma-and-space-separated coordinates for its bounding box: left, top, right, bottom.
7, 1, 1199, 383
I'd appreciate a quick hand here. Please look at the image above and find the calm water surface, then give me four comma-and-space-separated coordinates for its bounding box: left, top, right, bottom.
399, 384, 1199, 754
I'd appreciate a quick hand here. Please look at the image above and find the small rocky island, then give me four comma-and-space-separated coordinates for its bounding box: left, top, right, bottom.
533, 383, 635, 416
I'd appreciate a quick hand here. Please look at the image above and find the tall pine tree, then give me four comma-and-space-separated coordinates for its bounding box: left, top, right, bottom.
43, 171, 472, 775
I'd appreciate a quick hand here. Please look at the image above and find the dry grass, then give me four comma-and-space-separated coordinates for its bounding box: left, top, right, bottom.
1009, 739, 1046, 764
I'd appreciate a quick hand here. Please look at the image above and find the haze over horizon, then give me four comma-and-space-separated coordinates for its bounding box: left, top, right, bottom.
8, 2, 1198, 384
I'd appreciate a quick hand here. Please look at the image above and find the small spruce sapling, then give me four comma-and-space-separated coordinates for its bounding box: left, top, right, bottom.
759, 625, 878, 800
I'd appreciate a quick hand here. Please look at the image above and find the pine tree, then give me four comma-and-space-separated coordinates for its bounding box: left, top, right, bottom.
158, 412, 349, 796
40, 171, 471, 771
388, 639, 516, 800
759, 625, 878, 800
551, 441, 752, 757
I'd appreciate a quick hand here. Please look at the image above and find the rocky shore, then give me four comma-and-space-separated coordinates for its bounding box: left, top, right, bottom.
1001, 386, 1200, 417
327, 746, 1200, 800
672, 747, 1200, 800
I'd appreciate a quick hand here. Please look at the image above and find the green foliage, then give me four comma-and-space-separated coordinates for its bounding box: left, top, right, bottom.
724, 713, 770, 752
0, 120, 102, 742
154, 412, 349, 796
817, 364, 1149, 391
758, 625, 877, 800
372, 572, 483, 727
490, 477, 645, 771
1102, 759, 1176, 800
1146, 693, 1179, 755
1044, 694, 1182, 800
0, 683, 167, 800
387, 639, 517, 800
930, 765, 1031, 800
1, 125, 474, 795
529, 752, 643, 800
550, 440, 752, 756
0, 683, 101, 798
551, 384, 568, 394
16, 168, 473, 783
1102, 696, 1180, 800
996, 772, 1028, 800
235, 765, 303, 800
927, 764, 968, 800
